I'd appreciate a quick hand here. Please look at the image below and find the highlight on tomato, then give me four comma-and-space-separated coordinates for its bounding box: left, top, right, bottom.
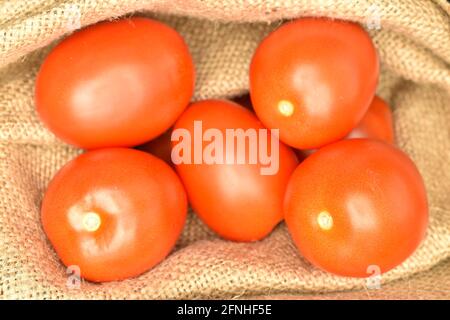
35, 17, 195, 149
284, 139, 428, 277
41, 148, 187, 282
172, 99, 299, 242
250, 17, 379, 149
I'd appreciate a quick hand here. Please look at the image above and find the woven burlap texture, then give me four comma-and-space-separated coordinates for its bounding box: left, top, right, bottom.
1, 0, 449, 299
248, 257, 450, 300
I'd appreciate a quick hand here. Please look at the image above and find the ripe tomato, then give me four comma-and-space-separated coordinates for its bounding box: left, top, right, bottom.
346, 96, 394, 143
297, 95, 395, 159
173, 99, 298, 242
250, 17, 379, 149
41, 148, 187, 282
137, 129, 173, 166
35, 17, 195, 149
284, 139, 428, 277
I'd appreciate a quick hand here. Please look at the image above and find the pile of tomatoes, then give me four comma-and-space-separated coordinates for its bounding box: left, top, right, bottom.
35, 17, 428, 283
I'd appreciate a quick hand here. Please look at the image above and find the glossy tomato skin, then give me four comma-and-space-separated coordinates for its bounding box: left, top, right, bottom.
297, 96, 395, 159
173, 100, 299, 242
284, 139, 428, 277
35, 17, 195, 149
346, 96, 394, 143
41, 148, 187, 282
250, 17, 379, 149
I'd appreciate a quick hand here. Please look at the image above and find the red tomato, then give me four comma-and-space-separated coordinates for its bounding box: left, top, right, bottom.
346, 96, 394, 143
297, 96, 395, 159
137, 129, 173, 166
284, 139, 428, 277
173, 99, 299, 242
41, 148, 187, 282
35, 17, 195, 149
250, 17, 379, 149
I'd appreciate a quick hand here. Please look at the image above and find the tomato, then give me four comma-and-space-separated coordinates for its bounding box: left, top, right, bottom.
250, 17, 379, 149
35, 17, 195, 149
297, 95, 395, 159
173, 99, 298, 242
41, 148, 187, 282
137, 129, 173, 166
284, 139, 428, 277
346, 96, 394, 143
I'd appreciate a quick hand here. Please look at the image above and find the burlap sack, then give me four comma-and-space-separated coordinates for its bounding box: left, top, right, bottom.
1, 0, 449, 299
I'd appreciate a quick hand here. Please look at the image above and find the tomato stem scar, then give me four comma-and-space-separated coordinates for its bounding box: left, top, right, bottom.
277, 100, 295, 117
83, 212, 101, 232
317, 211, 333, 230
